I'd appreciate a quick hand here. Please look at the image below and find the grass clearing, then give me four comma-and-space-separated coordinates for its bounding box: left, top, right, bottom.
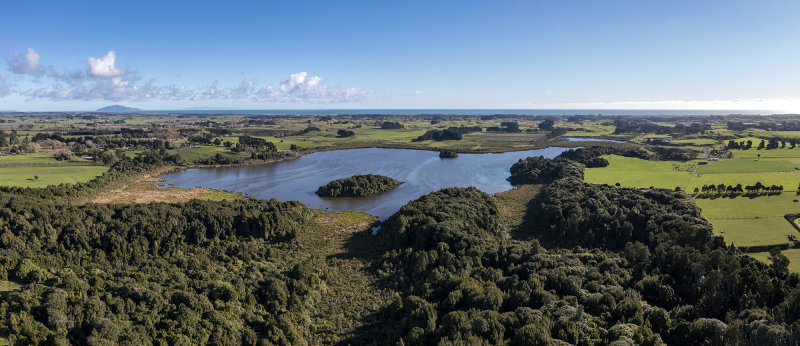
694, 193, 800, 219
696, 158, 796, 174
91, 181, 242, 204
495, 184, 541, 233
706, 217, 794, 247
749, 249, 800, 274
586, 155, 800, 192
584, 155, 694, 189
695, 193, 800, 247
587, 155, 800, 248
0, 165, 108, 187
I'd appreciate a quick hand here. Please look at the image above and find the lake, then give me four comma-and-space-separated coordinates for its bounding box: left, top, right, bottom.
157, 147, 571, 219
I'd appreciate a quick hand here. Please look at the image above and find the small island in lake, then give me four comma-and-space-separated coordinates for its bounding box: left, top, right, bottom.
439, 150, 459, 158
316, 174, 403, 197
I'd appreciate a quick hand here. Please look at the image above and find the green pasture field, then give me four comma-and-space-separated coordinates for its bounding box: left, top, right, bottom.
0, 153, 64, 165
727, 137, 800, 159
743, 130, 800, 140
0, 165, 108, 187
585, 155, 800, 191
695, 193, 799, 248
695, 158, 796, 174
586, 155, 800, 247
694, 192, 800, 219
584, 155, 695, 189
750, 249, 800, 273
705, 217, 795, 247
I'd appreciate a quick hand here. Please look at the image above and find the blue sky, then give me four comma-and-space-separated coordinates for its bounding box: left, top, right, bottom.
2, 0, 800, 111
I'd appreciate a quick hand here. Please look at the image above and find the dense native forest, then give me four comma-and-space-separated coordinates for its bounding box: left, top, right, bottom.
316, 174, 403, 197
0, 196, 316, 344
358, 153, 800, 345
5, 113, 800, 343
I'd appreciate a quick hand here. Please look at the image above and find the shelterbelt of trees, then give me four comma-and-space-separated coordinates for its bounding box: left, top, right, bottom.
351, 148, 800, 345
316, 174, 402, 197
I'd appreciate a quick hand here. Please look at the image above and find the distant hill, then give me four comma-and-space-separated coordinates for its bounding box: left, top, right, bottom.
96, 105, 140, 112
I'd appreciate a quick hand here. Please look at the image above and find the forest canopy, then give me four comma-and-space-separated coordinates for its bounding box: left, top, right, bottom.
316, 174, 403, 197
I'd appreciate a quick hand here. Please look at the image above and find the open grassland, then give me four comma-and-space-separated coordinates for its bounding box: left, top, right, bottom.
586, 155, 800, 248
704, 217, 795, 247
174, 145, 247, 162
750, 249, 800, 274
694, 192, 800, 219
0, 165, 108, 187
694, 193, 800, 247
586, 155, 800, 192
0, 152, 92, 165
695, 158, 796, 174
584, 155, 695, 189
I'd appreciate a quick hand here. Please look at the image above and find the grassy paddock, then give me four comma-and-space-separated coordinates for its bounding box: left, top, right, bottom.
0, 165, 108, 187
750, 249, 800, 274
706, 217, 794, 247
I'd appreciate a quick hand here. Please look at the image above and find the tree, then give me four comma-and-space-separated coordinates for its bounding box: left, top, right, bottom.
770, 248, 790, 278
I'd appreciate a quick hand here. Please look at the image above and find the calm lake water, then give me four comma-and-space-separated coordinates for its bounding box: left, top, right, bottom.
157, 147, 571, 219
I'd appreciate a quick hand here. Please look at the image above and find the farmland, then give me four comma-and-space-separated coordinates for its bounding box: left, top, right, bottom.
585, 140, 800, 254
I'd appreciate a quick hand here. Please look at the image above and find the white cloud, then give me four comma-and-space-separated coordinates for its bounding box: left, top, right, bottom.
87, 51, 124, 77
9, 48, 41, 75
0, 74, 14, 97
2, 47, 374, 104
198, 72, 370, 103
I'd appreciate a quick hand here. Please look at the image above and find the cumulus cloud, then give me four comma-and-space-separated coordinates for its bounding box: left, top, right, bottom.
267, 72, 369, 103
9, 48, 42, 75
3, 48, 374, 104
87, 51, 124, 77
194, 80, 256, 101
199, 72, 370, 103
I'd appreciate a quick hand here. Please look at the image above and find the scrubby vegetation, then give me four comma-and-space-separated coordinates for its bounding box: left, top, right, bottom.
316, 174, 403, 197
